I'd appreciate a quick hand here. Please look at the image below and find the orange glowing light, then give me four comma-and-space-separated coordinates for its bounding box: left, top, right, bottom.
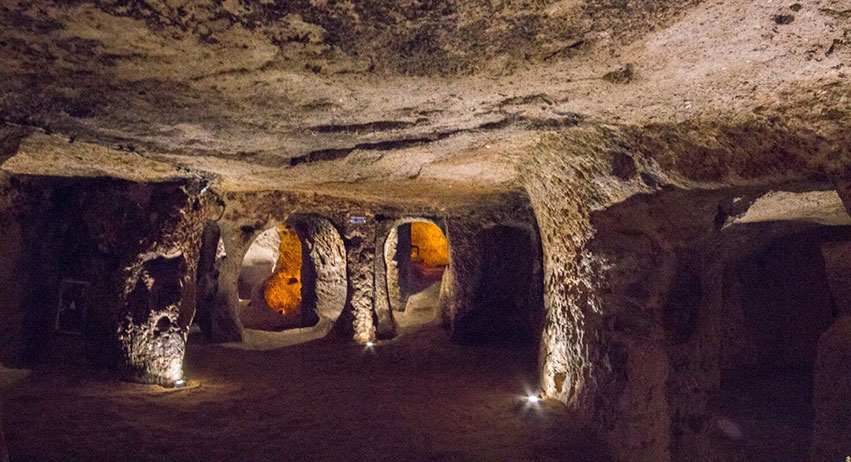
410, 222, 449, 266
262, 224, 302, 322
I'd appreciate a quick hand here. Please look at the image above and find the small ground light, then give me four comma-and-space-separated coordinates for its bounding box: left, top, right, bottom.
174, 379, 186, 387
366, 341, 374, 347
526, 394, 540, 404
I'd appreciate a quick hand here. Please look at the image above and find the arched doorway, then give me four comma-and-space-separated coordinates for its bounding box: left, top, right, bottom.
235, 215, 347, 343
384, 220, 449, 329
238, 224, 310, 331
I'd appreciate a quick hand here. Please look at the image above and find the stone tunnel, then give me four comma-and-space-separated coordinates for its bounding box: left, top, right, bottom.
1, 0, 851, 460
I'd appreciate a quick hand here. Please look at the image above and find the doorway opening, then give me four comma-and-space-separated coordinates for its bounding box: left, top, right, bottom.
384, 220, 449, 329
715, 225, 851, 460
238, 224, 314, 331
462, 225, 543, 345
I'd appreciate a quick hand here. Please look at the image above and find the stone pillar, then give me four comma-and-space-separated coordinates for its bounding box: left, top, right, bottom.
343, 214, 377, 343
291, 216, 347, 323
208, 221, 247, 343
118, 252, 191, 384
384, 226, 403, 313
54, 180, 208, 384
112, 183, 207, 384
397, 223, 413, 303
810, 316, 851, 461
373, 219, 395, 338
441, 220, 485, 341
195, 221, 223, 340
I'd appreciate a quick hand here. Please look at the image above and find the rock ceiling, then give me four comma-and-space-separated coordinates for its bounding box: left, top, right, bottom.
1, 0, 849, 197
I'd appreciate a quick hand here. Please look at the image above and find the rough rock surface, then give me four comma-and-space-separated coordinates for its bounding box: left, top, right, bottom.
120, 253, 189, 384
99, 182, 209, 384
289, 215, 347, 324
194, 221, 224, 340
2, 0, 851, 459
0, 171, 208, 383
520, 123, 851, 460
821, 241, 851, 315
343, 213, 378, 343
382, 224, 407, 314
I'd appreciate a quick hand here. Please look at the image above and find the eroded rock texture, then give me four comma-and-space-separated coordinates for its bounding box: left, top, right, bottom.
521, 121, 851, 460
109, 184, 208, 384
289, 215, 347, 326
120, 254, 189, 384
194, 221, 224, 341
343, 214, 378, 343
1, 0, 851, 458
0, 168, 208, 383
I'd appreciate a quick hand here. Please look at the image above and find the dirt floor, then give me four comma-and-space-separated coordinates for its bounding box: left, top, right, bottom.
2, 281, 817, 462
2, 325, 604, 461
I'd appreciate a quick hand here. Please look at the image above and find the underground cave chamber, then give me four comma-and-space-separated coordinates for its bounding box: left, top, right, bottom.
712, 225, 851, 460
382, 220, 449, 329
1, 169, 850, 461
5, 0, 851, 459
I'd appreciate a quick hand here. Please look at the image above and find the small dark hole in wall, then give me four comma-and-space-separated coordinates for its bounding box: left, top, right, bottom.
155, 316, 172, 334
611, 152, 637, 180
773, 14, 795, 24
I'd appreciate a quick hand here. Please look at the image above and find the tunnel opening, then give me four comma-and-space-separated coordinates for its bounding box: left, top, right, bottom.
237, 224, 314, 331
232, 215, 347, 345
584, 187, 851, 461
384, 220, 449, 330
712, 224, 851, 460
455, 225, 544, 346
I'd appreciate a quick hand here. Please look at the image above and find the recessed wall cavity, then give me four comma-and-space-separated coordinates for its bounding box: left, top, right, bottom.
453, 225, 544, 345
384, 220, 448, 315
238, 224, 306, 331
565, 185, 851, 461
715, 225, 851, 461
226, 215, 346, 344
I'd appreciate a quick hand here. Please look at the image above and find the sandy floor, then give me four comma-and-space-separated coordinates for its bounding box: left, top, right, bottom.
2, 323, 604, 461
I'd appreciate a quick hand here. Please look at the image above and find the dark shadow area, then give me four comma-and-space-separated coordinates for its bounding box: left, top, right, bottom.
457, 226, 544, 345
714, 225, 851, 462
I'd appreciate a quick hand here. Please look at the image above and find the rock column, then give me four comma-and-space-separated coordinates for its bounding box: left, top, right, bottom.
440, 220, 484, 340
61, 180, 208, 384
373, 219, 395, 338
343, 214, 377, 343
